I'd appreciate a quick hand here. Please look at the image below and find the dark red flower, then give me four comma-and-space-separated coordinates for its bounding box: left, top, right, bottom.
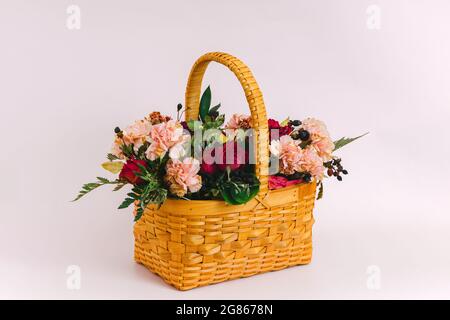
279, 125, 293, 136
201, 147, 218, 174
200, 163, 218, 174
119, 159, 147, 185
269, 175, 302, 190
268, 176, 287, 189
268, 119, 293, 140
268, 119, 280, 129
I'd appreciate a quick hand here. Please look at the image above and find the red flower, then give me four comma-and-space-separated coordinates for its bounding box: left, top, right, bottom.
119, 159, 147, 185
269, 175, 302, 190
269, 176, 287, 189
216, 141, 247, 171
200, 147, 218, 174
268, 119, 280, 129
200, 163, 218, 175
268, 119, 293, 140
279, 125, 293, 136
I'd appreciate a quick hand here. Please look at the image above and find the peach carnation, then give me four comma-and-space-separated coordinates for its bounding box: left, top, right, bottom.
111, 136, 126, 159
145, 120, 189, 160
301, 118, 335, 161
122, 119, 152, 152
270, 135, 303, 175
312, 137, 335, 162
299, 147, 325, 181
225, 114, 252, 129
164, 157, 202, 197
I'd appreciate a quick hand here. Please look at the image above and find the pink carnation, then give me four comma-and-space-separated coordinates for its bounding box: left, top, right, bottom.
300, 118, 330, 138
269, 176, 288, 189
270, 135, 326, 180
225, 114, 252, 129
312, 137, 335, 162
146, 120, 189, 160
164, 157, 202, 197
111, 136, 126, 159
299, 147, 325, 181
270, 135, 303, 175
301, 118, 335, 161
122, 119, 152, 152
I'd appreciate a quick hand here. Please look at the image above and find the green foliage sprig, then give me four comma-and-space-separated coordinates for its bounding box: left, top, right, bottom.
117, 164, 167, 221
334, 132, 368, 151
72, 177, 121, 201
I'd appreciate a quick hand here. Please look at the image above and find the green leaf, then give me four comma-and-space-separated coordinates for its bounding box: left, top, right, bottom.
218, 180, 260, 205
118, 197, 134, 209
96, 177, 110, 183
208, 104, 221, 115
136, 143, 149, 159
199, 86, 211, 122
317, 181, 324, 200
72, 177, 119, 201
134, 206, 144, 222
127, 192, 139, 199
215, 114, 225, 127
132, 186, 167, 222
333, 132, 368, 151
107, 153, 119, 161
113, 182, 127, 191
204, 115, 212, 123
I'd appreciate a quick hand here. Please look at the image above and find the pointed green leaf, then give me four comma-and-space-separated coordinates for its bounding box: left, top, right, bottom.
208, 103, 221, 115
107, 153, 119, 161
72, 178, 119, 201
113, 182, 127, 192
118, 197, 135, 209
317, 181, 324, 200
134, 207, 144, 221
333, 132, 368, 151
199, 86, 211, 122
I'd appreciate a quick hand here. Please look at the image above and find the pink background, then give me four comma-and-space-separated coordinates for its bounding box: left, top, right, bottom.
1, 0, 450, 299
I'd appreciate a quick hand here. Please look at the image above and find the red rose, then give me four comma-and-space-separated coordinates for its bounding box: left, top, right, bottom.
200, 163, 218, 174
269, 119, 293, 140
119, 159, 147, 185
201, 147, 218, 174
216, 141, 247, 171
268, 119, 280, 129
279, 125, 293, 136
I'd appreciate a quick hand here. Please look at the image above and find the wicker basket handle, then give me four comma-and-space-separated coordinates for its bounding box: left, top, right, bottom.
185, 52, 269, 197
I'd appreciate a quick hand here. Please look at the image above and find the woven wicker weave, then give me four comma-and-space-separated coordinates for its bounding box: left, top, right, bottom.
134, 52, 316, 290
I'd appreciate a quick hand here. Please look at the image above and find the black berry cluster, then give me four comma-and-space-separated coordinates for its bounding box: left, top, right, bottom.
324, 158, 348, 181
289, 120, 311, 143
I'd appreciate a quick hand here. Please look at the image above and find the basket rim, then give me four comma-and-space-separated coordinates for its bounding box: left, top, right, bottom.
164, 182, 312, 204
142, 182, 316, 216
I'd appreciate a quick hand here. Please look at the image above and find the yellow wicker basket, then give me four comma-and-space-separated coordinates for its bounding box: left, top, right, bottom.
133, 52, 316, 290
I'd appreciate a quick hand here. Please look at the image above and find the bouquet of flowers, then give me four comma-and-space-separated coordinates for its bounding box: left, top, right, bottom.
74, 86, 365, 221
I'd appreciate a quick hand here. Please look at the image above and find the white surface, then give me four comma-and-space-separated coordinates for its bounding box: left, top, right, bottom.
1, 0, 450, 299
